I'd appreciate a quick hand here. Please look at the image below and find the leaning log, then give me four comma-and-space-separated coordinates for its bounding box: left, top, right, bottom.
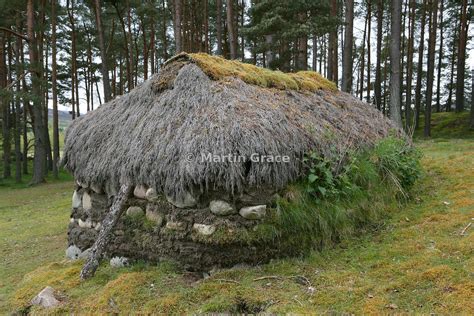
80, 184, 132, 280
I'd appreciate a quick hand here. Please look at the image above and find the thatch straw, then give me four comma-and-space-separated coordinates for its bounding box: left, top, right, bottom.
62, 53, 401, 200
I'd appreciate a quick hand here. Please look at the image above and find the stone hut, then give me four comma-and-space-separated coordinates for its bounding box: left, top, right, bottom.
62, 53, 399, 271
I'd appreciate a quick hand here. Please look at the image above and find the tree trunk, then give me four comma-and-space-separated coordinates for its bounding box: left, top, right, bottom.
341, 0, 353, 93
297, 37, 308, 71
173, 0, 182, 53
126, 0, 134, 90
446, 19, 457, 112
114, 4, 132, 93
323, 35, 327, 77
455, 0, 468, 112
240, 0, 244, 60
405, 0, 415, 129
14, 95, 21, 182
216, 0, 223, 55
226, 0, 237, 59
414, 0, 427, 128
13, 20, 22, 182
319, 36, 323, 73
27, 0, 46, 184
150, 15, 155, 74
67, 0, 78, 119
42, 38, 53, 172
366, 0, 371, 103
470, 69, 474, 129
389, 0, 403, 128
52, 0, 59, 178
435, 0, 443, 112
295, 12, 308, 71
312, 36, 317, 71
20, 40, 28, 175
264, 35, 274, 68
383, 48, 388, 114
205, 0, 210, 53
360, 6, 368, 100
80, 184, 132, 280
94, 0, 112, 102
328, 0, 338, 84
0, 35, 11, 179
374, 0, 383, 111
424, 0, 438, 137
161, 0, 168, 61
400, 0, 407, 117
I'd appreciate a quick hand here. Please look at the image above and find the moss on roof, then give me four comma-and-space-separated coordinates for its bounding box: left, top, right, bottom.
166, 52, 337, 92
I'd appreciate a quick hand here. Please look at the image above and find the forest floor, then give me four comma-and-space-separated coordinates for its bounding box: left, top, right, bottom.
0, 113, 473, 314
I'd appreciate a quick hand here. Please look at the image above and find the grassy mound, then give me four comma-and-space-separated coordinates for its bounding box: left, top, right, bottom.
264, 136, 421, 251
168, 52, 338, 92
414, 112, 474, 139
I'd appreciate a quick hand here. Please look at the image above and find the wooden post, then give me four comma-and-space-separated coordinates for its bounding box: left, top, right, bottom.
80, 184, 132, 280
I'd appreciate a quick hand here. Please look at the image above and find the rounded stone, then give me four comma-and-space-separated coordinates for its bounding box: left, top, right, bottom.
31, 286, 60, 308
145, 188, 159, 202
82, 192, 92, 210
239, 205, 267, 220
146, 206, 164, 226
134, 185, 148, 199
72, 191, 82, 209
126, 206, 144, 216
66, 245, 82, 260
110, 256, 129, 268
165, 221, 186, 231
209, 200, 235, 216
78, 218, 93, 228
193, 223, 216, 236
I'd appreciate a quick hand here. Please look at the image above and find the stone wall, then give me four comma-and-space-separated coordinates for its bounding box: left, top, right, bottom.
67, 183, 293, 271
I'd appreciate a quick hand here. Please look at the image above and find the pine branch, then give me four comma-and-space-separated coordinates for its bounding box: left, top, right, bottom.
0, 27, 29, 42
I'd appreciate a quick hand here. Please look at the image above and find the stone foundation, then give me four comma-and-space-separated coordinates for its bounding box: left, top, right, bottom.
67, 183, 292, 271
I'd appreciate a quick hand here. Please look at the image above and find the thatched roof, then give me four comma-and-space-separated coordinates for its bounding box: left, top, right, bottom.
62, 53, 400, 199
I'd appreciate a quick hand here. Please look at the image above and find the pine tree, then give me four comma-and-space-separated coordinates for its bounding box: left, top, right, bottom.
390, 0, 403, 128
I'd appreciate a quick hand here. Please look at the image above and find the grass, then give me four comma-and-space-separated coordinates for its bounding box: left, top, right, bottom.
1, 113, 473, 314
0, 162, 73, 189
0, 180, 73, 311
171, 52, 338, 92
414, 111, 474, 139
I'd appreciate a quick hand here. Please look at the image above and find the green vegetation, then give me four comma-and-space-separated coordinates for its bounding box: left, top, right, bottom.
0, 181, 73, 311
184, 53, 338, 92
269, 136, 422, 252
414, 112, 474, 139
0, 113, 473, 314
0, 161, 72, 189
